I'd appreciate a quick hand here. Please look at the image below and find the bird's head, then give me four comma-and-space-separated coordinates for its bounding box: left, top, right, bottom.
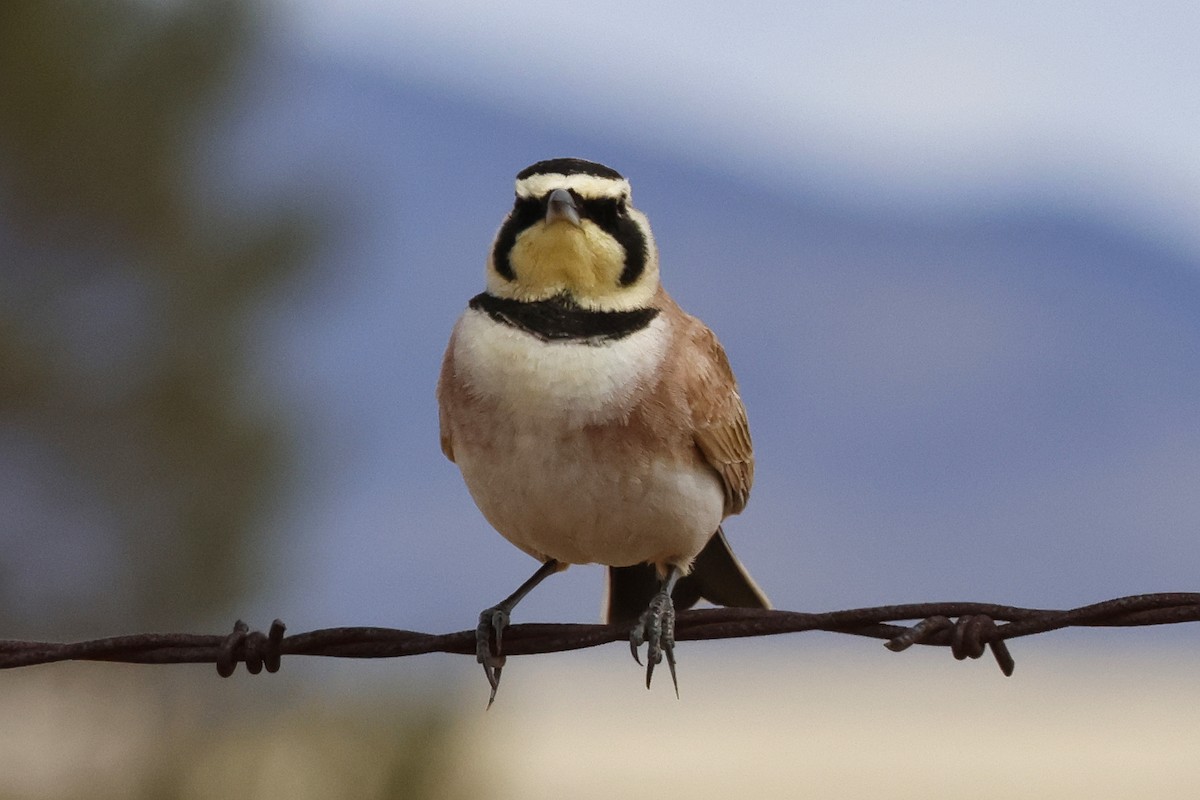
486, 158, 660, 312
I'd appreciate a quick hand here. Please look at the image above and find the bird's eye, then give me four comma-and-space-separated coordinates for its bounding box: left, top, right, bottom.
511, 196, 541, 223
617, 197, 629, 214
582, 198, 619, 229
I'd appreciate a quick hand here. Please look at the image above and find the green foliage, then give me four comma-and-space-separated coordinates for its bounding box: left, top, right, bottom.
0, 0, 313, 634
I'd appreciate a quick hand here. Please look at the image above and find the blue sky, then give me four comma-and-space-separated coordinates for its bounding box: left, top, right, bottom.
285, 1, 1200, 255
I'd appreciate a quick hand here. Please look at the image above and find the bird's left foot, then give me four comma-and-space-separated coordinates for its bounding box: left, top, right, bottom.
629, 589, 678, 696
476, 606, 509, 708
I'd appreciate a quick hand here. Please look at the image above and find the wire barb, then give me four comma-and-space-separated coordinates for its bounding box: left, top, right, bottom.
885, 614, 1015, 676
1, 593, 1196, 676
215, 619, 287, 677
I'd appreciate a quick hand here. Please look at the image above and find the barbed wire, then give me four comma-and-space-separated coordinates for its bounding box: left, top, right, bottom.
3, 592, 1197, 680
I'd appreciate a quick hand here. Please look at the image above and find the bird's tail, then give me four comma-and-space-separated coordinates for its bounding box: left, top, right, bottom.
604, 526, 770, 624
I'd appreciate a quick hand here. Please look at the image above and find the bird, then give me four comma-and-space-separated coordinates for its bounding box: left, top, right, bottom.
437, 158, 769, 704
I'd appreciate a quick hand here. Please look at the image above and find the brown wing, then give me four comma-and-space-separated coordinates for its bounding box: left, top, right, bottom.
435, 331, 457, 463
686, 322, 754, 516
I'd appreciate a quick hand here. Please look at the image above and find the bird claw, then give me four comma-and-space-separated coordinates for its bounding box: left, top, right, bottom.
476, 607, 510, 708
629, 590, 679, 697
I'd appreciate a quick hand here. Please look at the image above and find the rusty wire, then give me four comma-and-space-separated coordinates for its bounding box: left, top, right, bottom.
2, 592, 1197, 678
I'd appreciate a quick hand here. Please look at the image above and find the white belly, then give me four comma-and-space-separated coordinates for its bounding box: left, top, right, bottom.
449, 310, 724, 567
455, 425, 723, 567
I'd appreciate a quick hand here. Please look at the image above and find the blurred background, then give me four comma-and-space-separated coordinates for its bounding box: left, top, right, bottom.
2, 0, 1199, 797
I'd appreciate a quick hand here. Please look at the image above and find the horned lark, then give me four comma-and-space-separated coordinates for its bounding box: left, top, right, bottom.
437, 158, 768, 703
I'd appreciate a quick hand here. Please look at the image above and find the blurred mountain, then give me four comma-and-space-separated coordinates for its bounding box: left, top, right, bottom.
5, 16, 1195, 639
218, 37, 1200, 631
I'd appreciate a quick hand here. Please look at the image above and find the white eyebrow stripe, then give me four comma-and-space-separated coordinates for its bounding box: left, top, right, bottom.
515, 173, 631, 200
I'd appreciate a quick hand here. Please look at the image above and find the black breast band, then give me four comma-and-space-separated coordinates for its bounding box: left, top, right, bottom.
468, 293, 659, 344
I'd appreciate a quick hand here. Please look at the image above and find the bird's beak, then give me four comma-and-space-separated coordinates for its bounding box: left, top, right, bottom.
545, 188, 581, 227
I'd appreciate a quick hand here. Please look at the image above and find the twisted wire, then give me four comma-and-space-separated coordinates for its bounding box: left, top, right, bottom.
3, 592, 1197, 678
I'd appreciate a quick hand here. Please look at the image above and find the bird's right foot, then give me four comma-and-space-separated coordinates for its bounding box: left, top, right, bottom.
629, 588, 679, 697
